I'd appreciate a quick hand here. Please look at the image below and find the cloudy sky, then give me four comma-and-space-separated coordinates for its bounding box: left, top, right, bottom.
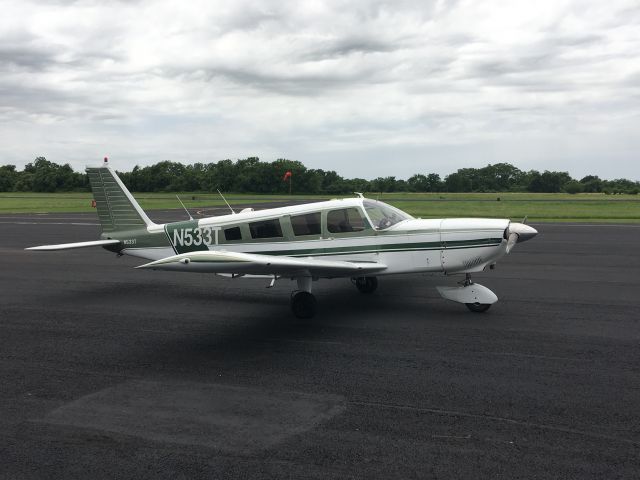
1, 0, 639, 180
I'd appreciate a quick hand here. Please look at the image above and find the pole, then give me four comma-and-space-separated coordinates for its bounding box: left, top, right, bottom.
289, 174, 292, 195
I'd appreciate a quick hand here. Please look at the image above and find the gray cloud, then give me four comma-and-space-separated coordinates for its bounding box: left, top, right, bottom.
302, 37, 398, 61
0, 44, 60, 70
0, 0, 639, 180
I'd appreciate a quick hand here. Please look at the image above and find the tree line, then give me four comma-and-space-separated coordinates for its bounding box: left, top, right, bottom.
1, 156, 638, 194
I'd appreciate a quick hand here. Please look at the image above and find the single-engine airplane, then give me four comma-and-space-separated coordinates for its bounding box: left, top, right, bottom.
27, 159, 537, 318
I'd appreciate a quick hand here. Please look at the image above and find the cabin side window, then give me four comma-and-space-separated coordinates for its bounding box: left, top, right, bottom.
249, 219, 283, 239
327, 208, 366, 234
223, 226, 242, 241
291, 212, 321, 236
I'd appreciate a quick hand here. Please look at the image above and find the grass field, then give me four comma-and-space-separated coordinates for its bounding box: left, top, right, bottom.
1, 191, 639, 223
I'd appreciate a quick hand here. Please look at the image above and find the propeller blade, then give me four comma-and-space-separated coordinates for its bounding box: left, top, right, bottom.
506, 232, 519, 253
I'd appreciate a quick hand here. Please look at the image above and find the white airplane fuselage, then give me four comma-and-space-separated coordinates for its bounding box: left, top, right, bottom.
117, 198, 519, 277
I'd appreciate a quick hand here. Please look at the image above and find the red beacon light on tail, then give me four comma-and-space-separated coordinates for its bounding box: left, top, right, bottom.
104, 156, 108, 163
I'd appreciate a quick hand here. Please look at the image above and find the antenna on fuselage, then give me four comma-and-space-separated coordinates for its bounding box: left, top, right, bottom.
175, 195, 193, 221
217, 189, 236, 214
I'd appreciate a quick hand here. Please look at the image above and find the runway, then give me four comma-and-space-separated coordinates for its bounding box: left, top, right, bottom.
1, 210, 639, 479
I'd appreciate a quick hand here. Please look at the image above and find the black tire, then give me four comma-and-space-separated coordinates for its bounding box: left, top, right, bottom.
466, 302, 491, 313
353, 276, 378, 294
291, 291, 317, 319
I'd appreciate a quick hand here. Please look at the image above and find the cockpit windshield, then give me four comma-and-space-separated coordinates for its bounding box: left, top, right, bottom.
363, 199, 412, 230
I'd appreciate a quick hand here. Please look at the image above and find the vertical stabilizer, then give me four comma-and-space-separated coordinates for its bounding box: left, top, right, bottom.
86, 161, 155, 233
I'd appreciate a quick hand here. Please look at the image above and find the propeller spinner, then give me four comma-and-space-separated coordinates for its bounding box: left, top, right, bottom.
506, 222, 538, 253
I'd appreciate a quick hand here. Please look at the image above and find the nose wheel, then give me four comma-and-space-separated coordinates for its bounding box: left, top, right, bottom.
465, 302, 491, 313
461, 274, 491, 312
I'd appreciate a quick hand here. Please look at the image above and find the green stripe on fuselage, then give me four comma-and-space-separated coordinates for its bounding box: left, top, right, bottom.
251, 238, 503, 257
119, 232, 502, 257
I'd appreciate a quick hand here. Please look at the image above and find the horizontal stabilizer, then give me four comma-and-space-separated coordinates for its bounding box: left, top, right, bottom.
136, 250, 387, 277
25, 239, 121, 251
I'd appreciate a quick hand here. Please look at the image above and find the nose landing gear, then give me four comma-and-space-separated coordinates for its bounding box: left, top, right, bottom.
436, 274, 497, 313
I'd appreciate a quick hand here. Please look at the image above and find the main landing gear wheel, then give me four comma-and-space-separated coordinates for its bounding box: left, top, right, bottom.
466, 302, 492, 313
352, 276, 378, 294
291, 291, 317, 319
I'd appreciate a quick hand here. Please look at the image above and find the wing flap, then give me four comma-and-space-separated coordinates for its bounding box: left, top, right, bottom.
136, 250, 387, 277
25, 239, 121, 251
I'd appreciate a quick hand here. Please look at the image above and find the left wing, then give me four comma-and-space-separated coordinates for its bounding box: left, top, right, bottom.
136, 250, 387, 278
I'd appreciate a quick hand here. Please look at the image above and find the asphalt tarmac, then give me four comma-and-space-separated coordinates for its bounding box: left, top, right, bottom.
1, 210, 639, 479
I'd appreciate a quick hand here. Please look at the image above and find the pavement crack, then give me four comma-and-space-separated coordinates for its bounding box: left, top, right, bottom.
349, 400, 640, 447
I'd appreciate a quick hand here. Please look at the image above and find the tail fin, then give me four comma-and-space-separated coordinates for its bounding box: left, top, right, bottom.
86, 163, 155, 232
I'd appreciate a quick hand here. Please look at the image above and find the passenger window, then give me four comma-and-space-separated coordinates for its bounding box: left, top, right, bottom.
249, 219, 283, 239
327, 208, 366, 234
291, 212, 321, 236
224, 226, 242, 241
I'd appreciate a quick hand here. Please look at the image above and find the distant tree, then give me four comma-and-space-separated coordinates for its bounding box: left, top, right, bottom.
527, 170, 571, 193
370, 176, 398, 193
2, 157, 637, 195
408, 174, 428, 192
339, 177, 370, 194
479, 163, 523, 191
604, 178, 640, 195
407, 173, 442, 192
28, 157, 57, 192
579, 175, 602, 193
525, 171, 543, 192
425, 173, 443, 192
215, 159, 238, 192
563, 180, 584, 194
302, 168, 324, 194
0, 165, 17, 191
444, 171, 472, 192
394, 179, 408, 192
14, 172, 34, 191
